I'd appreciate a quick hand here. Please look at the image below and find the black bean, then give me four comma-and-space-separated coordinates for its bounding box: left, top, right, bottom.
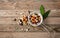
19, 19, 23, 26
14, 18, 17, 21
28, 10, 31, 14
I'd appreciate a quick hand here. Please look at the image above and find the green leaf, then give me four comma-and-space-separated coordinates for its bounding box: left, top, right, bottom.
43, 10, 51, 19
40, 5, 45, 16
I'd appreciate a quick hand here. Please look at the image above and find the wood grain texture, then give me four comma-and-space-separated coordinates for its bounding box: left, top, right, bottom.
44, 17, 60, 24
0, 32, 50, 38
0, 0, 60, 2
15, 2, 60, 10
0, 10, 59, 31
0, 17, 59, 31
0, 0, 59, 38
0, 17, 59, 24
0, 10, 59, 25
55, 33, 60, 38
49, 10, 60, 17
0, 32, 59, 38
0, 2, 60, 10
0, 10, 60, 17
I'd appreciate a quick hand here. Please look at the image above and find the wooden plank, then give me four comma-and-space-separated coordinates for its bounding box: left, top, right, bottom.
44, 17, 60, 24
0, 2, 15, 10
0, 17, 60, 24
0, 10, 28, 17
51, 0, 60, 2
49, 10, 60, 17
0, 10, 60, 17
0, 0, 60, 2
14, 2, 60, 10
0, 32, 49, 38
0, 24, 18, 31
0, 32, 59, 38
55, 33, 60, 38
0, 2, 60, 10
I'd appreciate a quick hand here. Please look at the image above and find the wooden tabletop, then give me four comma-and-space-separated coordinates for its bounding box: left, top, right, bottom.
0, 0, 60, 38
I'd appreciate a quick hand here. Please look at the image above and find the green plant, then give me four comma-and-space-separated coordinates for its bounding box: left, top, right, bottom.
40, 5, 51, 20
